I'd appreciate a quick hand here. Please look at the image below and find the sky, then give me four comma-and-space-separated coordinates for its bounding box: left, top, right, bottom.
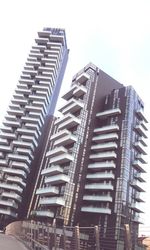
0, 0, 150, 235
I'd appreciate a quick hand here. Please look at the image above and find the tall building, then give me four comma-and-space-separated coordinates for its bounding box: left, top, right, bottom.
0, 28, 69, 227
31, 63, 148, 249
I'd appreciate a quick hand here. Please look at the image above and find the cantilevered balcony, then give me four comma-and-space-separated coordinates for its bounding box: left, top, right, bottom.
136, 109, 148, 123
3, 120, 20, 127
85, 183, 114, 190
41, 165, 63, 176
54, 133, 77, 147
45, 174, 70, 185
81, 206, 111, 214
12, 140, 34, 151
90, 151, 117, 161
0, 138, 8, 145
7, 153, 31, 165
0, 132, 17, 140
94, 124, 119, 134
0, 159, 7, 166
136, 154, 147, 164
62, 83, 87, 100
76, 72, 90, 84
49, 153, 74, 165
7, 176, 26, 188
39, 197, 65, 206
59, 98, 84, 115
135, 124, 147, 138
0, 208, 17, 218
138, 137, 147, 147
11, 161, 30, 173
91, 142, 117, 152
0, 145, 12, 152
132, 160, 146, 173
32, 210, 54, 218
130, 180, 145, 192
83, 195, 113, 202
0, 183, 23, 194
2, 167, 27, 178
134, 141, 147, 155
1, 192, 22, 202
55, 114, 81, 130
134, 192, 144, 202
92, 133, 118, 143
36, 186, 59, 196
86, 172, 115, 180
0, 199, 18, 209
134, 173, 145, 182
130, 203, 144, 213
131, 215, 143, 224
46, 146, 67, 158
96, 108, 121, 119
88, 161, 116, 170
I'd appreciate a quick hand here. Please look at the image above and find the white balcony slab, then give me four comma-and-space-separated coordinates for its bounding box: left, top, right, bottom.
88, 161, 116, 170
83, 195, 112, 202
92, 133, 118, 143
36, 186, 59, 196
134, 141, 147, 155
41, 166, 63, 176
32, 210, 54, 218
81, 206, 111, 214
85, 183, 114, 190
94, 124, 119, 134
91, 142, 117, 151
96, 108, 121, 119
49, 153, 74, 165
46, 146, 67, 158
0, 208, 17, 218
86, 172, 115, 180
90, 151, 117, 161
39, 197, 65, 206
45, 174, 70, 185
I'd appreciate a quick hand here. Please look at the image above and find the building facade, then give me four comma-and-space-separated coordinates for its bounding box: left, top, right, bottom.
32, 63, 148, 249
0, 28, 69, 227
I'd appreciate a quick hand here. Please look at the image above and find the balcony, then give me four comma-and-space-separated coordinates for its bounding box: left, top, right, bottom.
0, 138, 8, 145
11, 161, 30, 173
135, 124, 147, 138
55, 114, 81, 130
91, 142, 117, 152
54, 133, 77, 147
3, 120, 20, 127
41, 166, 63, 176
1, 192, 22, 202
134, 192, 144, 202
136, 154, 147, 164
134, 173, 145, 182
0, 132, 17, 140
130, 203, 144, 213
21, 135, 38, 147
132, 160, 146, 173
12, 140, 34, 151
0, 208, 17, 218
94, 124, 119, 134
86, 172, 115, 180
134, 141, 147, 155
92, 133, 118, 143
0, 199, 18, 209
81, 206, 111, 214
138, 137, 147, 147
130, 180, 145, 192
36, 186, 59, 196
0, 183, 23, 194
85, 183, 114, 190
0, 145, 12, 153
76, 72, 90, 84
136, 109, 148, 123
2, 167, 27, 178
96, 108, 121, 119
131, 215, 143, 224
88, 161, 116, 170
59, 98, 84, 115
90, 151, 117, 161
7, 153, 31, 165
45, 174, 70, 185
7, 176, 26, 188
62, 84, 87, 100
83, 195, 112, 202
17, 128, 39, 140
32, 210, 54, 218
39, 197, 65, 206
0, 159, 7, 166
49, 153, 74, 165
46, 146, 67, 158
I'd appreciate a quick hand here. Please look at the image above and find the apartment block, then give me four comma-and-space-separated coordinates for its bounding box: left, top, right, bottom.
31, 63, 148, 249
0, 28, 68, 228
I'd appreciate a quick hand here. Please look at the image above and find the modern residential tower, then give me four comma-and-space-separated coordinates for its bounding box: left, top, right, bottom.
0, 28, 69, 227
31, 63, 148, 249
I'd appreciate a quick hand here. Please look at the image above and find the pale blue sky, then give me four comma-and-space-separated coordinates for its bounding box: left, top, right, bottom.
0, 0, 150, 234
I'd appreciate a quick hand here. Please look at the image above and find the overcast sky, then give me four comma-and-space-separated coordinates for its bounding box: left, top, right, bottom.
0, 0, 150, 234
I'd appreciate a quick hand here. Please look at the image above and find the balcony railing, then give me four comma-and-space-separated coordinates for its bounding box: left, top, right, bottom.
81, 206, 111, 214
96, 108, 121, 119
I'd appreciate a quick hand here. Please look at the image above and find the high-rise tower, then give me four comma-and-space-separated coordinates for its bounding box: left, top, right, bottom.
32, 63, 148, 249
0, 28, 69, 227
